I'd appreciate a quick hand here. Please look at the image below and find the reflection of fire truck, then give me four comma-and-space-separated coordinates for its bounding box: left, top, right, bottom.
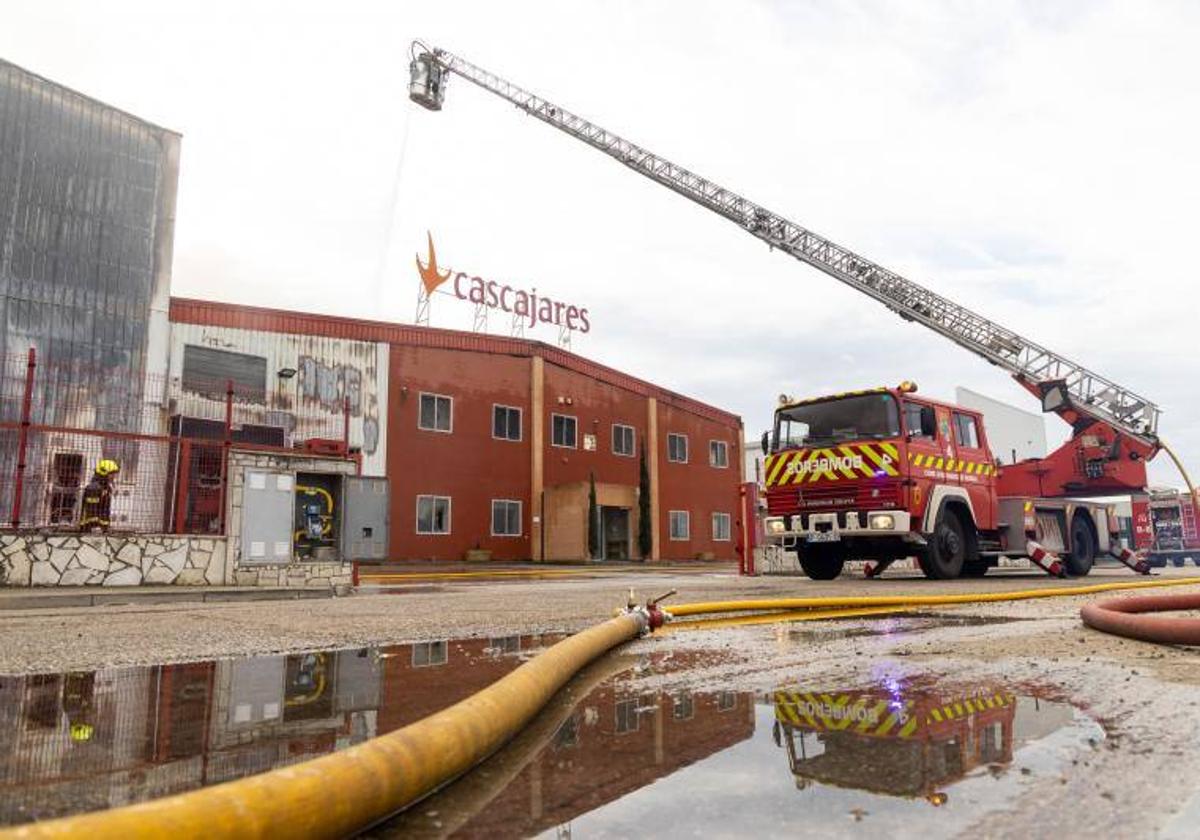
1144, 488, 1200, 567
772, 685, 1016, 802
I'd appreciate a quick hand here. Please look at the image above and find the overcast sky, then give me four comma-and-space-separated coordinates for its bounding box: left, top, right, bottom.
4, 1, 1198, 485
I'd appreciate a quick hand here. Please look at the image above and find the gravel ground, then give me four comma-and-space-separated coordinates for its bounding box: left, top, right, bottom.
2, 567, 1195, 673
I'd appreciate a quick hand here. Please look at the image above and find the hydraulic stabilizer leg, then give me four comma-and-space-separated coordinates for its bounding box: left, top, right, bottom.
1109, 546, 1152, 575
1026, 541, 1068, 578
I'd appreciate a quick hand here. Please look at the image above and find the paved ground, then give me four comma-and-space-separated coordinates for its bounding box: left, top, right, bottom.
1, 565, 1196, 673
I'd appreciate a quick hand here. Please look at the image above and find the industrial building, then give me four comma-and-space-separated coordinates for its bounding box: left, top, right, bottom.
0, 57, 742, 583
170, 298, 744, 563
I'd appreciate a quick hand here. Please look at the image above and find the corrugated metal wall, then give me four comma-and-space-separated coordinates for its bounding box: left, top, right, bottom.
0, 59, 180, 429
168, 323, 389, 476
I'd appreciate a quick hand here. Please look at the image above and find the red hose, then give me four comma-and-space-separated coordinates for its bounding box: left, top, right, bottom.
1081, 591, 1200, 645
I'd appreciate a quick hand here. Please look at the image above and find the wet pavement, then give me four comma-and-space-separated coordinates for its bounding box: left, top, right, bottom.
0, 626, 1103, 838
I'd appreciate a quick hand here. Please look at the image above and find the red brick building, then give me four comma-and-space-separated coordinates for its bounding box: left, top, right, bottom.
169, 299, 743, 563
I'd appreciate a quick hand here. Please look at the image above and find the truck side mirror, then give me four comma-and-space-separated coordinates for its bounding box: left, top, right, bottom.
920, 407, 937, 438
761, 430, 770, 454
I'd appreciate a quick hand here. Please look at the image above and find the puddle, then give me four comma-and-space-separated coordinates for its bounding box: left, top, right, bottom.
0, 640, 1102, 837
783, 612, 1026, 644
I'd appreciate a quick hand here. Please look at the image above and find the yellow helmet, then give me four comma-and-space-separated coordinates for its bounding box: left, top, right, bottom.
95, 459, 120, 477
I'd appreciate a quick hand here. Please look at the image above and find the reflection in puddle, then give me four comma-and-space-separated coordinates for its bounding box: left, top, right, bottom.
0, 642, 1101, 837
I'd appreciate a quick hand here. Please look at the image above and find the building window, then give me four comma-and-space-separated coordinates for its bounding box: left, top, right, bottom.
712, 512, 732, 541
673, 692, 695, 721
615, 698, 640, 734
182, 344, 268, 403
612, 424, 635, 457
554, 714, 580, 749
953, 412, 980, 449
551, 414, 577, 448
709, 440, 729, 468
48, 452, 85, 524
493, 405, 522, 441
412, 640, 448, 667
491, 499, 522, 537
490, 635, 522, 655
669, 510, 690, 541
419, 393, 453, 433
416, 495, 451, 534
717, 691, 737, 711
667, 433, 688, 463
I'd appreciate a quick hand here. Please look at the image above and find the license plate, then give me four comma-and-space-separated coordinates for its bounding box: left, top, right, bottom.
807, 531, 840, 543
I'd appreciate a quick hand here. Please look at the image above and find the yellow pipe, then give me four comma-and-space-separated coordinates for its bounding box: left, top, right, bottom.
1160, 438, 1200, 525
667, 576, 1200, 618
660, 604, 918, 633
8, 613, 648, 840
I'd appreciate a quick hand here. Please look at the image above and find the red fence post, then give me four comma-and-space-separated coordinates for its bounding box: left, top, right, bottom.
173, 439, 191, 534
216, 380, 234, 535
342, 396, 351, 456
11, 348, 36, 528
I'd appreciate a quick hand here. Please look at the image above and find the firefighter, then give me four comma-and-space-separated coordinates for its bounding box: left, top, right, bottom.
79, 459, 119, 533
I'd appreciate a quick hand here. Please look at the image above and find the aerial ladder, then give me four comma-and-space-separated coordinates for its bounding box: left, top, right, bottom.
406, 43, 1196, 515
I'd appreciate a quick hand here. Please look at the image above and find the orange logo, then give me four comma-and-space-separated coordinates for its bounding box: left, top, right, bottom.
416, 231, 451, 294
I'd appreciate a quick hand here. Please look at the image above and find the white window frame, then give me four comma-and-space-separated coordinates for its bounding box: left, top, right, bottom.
418, 392, 454, 433
667, 433, 688, 464
551, 413, 578, 449
615, 698, 641, 735
709, 440, 729, 468
492, 403, 523, 442
712, 512, 732, 542
411, 640, 448, 668
612, 423, 635, 457
415, 495, 452, 535
669, 510, 690, 541
490, 499, 522, 537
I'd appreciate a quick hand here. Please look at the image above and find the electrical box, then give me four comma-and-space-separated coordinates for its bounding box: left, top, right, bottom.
341, 477, 389, 560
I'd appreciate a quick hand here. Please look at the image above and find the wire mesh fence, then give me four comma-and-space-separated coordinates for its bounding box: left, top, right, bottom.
0, 350, 351, 534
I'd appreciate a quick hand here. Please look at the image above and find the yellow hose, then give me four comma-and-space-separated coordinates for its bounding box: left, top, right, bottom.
667, 576, 1200, 618
661, 604, 918, 632
1160, 438, 1200, 525
7, 614, 647, 840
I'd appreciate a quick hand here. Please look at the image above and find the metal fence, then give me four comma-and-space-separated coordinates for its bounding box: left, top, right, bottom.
0, 350, 352, 534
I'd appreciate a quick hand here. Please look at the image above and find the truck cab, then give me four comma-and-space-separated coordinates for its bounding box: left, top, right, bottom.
762, 383, 998, 580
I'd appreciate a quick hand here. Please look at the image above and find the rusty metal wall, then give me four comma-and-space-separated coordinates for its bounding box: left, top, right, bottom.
0, 59, 180, 430
168, 323, 389, 476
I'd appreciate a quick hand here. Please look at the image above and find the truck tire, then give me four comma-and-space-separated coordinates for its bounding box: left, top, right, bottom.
919, 509, 967, 580
1065, 514, 1096, 577
797, 544, 846, 581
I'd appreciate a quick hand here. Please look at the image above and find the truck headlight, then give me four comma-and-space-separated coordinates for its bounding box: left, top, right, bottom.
869, 514, 896, 530
766, 518, 786, 535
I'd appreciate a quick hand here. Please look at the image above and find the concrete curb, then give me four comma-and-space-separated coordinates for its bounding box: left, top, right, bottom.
0, 587, 338, 611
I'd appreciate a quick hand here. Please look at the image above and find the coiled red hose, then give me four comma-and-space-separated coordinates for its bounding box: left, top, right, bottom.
1081, 591, 1200, 645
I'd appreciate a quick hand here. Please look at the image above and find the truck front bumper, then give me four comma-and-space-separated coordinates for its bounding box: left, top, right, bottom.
763, 510, 921, 549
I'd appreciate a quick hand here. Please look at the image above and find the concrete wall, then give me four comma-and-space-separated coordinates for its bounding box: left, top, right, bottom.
955, 386, 1048, 464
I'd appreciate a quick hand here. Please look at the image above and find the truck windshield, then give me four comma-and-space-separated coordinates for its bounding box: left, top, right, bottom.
774, 393, 900, 450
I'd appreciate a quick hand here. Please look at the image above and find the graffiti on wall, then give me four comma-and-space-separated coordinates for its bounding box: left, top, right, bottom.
298, 356, 380, 455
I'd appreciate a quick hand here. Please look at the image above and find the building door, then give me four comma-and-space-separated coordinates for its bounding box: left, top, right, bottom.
601, 507, 630, 561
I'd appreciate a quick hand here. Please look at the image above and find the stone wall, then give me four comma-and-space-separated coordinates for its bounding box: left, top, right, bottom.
0, 534, 230, 586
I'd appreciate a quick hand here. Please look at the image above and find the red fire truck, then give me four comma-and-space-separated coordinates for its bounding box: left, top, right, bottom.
760, 383, 1140, 580
406, 45, 1187, 581
1143, 488, 1200, 567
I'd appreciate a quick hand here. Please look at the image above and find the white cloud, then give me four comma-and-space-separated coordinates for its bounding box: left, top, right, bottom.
4, 0, 1198, 484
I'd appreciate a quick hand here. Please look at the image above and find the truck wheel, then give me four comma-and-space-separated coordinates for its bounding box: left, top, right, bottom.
961, 561, 989, 577
1065, 514, 1096, 577
798, 545, 846, 581
919, 509, 967, 580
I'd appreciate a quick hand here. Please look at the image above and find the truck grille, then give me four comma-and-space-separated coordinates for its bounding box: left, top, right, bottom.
767, 481, 902, 517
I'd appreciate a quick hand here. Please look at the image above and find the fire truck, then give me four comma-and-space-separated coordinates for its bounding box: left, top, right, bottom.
1144, 488, 1200, 567
405, 45, 1196, 579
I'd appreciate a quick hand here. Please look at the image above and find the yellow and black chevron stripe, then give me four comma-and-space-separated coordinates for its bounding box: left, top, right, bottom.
773, 689, 1015, 739
907, 451, 996, 476
764, 442, 901, 487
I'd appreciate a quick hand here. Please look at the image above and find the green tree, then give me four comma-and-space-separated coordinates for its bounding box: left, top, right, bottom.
638, 438, 652, 560
587, 471, 599, 559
